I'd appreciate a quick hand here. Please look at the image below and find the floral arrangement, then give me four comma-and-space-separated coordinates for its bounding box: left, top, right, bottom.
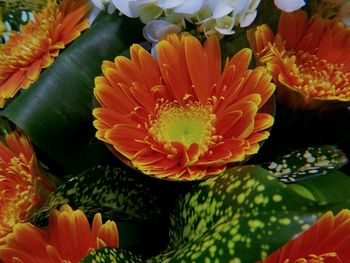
0, 0, 349, 262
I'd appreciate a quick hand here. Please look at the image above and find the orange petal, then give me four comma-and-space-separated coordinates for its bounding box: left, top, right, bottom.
96, 220, 119, 248
222, 100, 258, 139
0, 70, 26, 98
94, 77, 136, 114
130, 82, 155, 112
253, 113, 274, 132
26, 60, 42, 81
130, 44, 162, 90
247, 24, 274, 56
224, 48, 252, 80
216, 110, 242, 135
184, 34, 210, 104
278, 10, 308, 50
105, 125, 147, 159
203, 36, 221, 88
157, 39, 189, 102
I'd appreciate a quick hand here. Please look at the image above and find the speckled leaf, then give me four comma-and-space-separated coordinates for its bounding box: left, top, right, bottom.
289, 170, 350, 204
149, 165, 349, 262
261, 146, 348, 183
0, 0, 46, 10
31, 165, 161, 225
82, 248, 144, 263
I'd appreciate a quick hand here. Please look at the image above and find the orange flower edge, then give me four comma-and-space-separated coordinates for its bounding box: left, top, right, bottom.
0, 0, 90, 107
93, 33, 275, 180
248, 10, 350, 110
0, 131, 54, 240
260, 209, 350, 263
0, 204, 119, 263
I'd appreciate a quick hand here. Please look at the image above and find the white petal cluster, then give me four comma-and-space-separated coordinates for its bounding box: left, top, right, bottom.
93, 0, 262, 39
89, 0, 116, 24
273, 0, 305, 12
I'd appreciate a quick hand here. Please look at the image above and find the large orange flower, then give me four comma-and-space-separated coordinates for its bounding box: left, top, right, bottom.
0, 131, 53, 239
260, 209, 350, 263
0, 204, 119, 263
93, 33, 275, 180
248, 10, 350, 110
0, 0, 90, 107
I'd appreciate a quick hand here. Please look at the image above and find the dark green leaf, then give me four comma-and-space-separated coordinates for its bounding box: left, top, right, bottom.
1, 14, 144, 174
31, 165, 161, 225
0, 0, 46, 10
261, 146, 348, 183
82, 248, 144, 263
149, 165, 350, 262
289, 170, 350, 204
31, 165, 165, 251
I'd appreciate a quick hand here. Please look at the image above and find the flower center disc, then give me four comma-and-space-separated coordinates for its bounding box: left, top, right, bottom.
150, 102, 216, 151
295, 51, 350, 100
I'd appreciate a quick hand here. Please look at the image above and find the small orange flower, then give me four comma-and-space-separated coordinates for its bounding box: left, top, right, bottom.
0, 0, 90, 107
0, 204, 119, 263
0, 131, 53, 239
260, 209, 350, 263
248, 10, 350, 110
93, 33, 275, 180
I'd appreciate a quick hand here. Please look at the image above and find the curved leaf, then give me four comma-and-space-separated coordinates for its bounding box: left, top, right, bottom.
262, 146, 348, 183
82, 248, 144, 263
1, 14, 144, 174
150, 165, 350, 262
31, 165, 162, 224
289, 170, 350, 204
31, 165, 166, 251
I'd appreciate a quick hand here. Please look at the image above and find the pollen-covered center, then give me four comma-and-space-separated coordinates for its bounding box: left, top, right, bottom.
3, 18, 51, 66
293, 51, 350, 100
149, 101, 217, 152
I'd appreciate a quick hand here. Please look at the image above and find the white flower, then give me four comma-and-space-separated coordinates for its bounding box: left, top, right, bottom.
208, 0, 247, 19
274, 0, 305, 12
110, 0, 262, 39
143, 20, 181, 43
172, 0, 204, 14
89, 0, 116, 24
200, 0, 260, 36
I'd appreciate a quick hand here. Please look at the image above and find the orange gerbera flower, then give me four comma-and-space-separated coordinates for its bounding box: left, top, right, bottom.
0, 204, 119, 263
0, 131, 53, 239
248, 10, 350, 110
260, 209, 350, 263
93, 33, 275, 180
0, 0, 90, 107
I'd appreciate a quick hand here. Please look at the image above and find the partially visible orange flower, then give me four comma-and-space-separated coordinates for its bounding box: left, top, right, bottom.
248, 10, 350, 110
260, 209, 350, 263
93, 33, 275, 180
0, 0, 90, 107
0, 204, 119, 263
0, 131, 53, 239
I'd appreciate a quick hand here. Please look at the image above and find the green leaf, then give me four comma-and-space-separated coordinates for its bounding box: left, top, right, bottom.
0, 0, 46, 10
82, 248, 144, 263
289, 170, 350, 204
149, 165, 350, 262
31, 165, 164, 250
261, 145, 348, 183
31, 165, 161, 225
1, 14, 144, 174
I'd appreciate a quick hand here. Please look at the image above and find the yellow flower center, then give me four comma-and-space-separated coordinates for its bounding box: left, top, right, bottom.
0, 154, 37, 238
293, 51, 350, 100
2, 18, 51, 66
149, 101, 217, 153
